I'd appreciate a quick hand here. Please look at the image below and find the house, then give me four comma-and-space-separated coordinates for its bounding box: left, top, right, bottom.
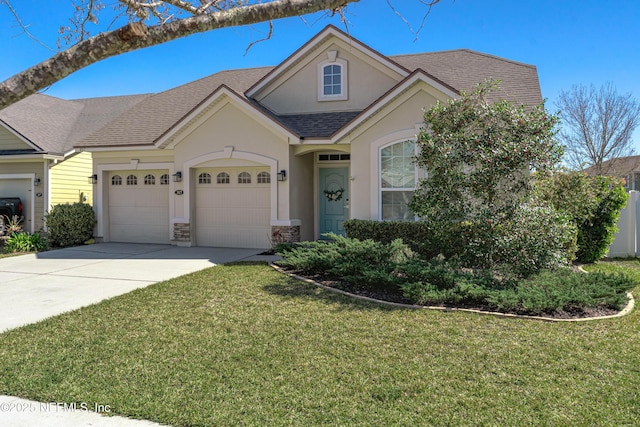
5, 25, 543, 247
0, 94, 149, 232
583, 155, 640, 190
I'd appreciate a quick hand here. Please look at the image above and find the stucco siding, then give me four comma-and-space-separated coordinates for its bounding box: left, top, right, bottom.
289, 150, 314, 241
173, 100, 290, 222
50, 151, 93, 206
0, 126, 31, 150
259, 40, 402, 115
349, 87, 445, 220
0, 161, 46, 232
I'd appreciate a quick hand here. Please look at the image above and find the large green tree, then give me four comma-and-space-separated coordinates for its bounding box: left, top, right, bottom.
411, 80, 574, 276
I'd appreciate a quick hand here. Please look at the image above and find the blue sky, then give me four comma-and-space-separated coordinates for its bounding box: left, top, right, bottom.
2, 0, 639, 144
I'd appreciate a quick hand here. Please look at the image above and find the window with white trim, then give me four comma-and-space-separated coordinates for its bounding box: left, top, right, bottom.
380, 140, 416, 221
217, 172, 230, 184
318, 55, 348, 101
111, 175, 122, 186
144, 174, 156, 185
126, 175, 137, 186
160, 174, 170, 185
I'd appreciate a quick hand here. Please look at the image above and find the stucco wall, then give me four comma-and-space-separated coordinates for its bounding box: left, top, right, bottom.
173, 99, 291, 222
348, 86, 446, 220
0, 126, 30, 150
289, 150, 314, 241
0, 161, 46, 232
258, 40, 402, 115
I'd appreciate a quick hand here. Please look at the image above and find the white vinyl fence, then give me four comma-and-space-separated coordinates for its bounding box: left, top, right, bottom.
608, 190, 640, 258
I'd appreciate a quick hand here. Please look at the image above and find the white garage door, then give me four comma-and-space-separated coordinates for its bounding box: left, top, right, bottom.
0, 178, 31, 232
108, 170, 170, 244
195, 167, 271, 249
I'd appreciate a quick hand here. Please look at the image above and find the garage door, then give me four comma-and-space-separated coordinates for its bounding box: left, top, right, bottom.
195, 167, 271, 248
108, 170, 170, 244
0, 178, 31, 232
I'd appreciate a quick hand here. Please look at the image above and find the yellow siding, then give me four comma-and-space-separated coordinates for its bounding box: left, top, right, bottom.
0, 126, 32, 150
50, 152, 93, 206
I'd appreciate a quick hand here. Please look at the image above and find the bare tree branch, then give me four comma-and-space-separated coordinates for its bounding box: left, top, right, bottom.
0, 0, 55, 51
558, 83, 640, 175
0, 0, 358, 109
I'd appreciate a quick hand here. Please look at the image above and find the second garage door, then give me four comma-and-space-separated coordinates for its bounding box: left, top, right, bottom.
108, 170, 170, 244
195, 167, 271, 248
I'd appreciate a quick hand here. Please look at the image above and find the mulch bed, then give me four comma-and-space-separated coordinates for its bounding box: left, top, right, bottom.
282, 270, 623, 320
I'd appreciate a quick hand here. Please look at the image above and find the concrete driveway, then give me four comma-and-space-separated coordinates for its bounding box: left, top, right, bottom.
0, 243, 275, 427
0, 243, 269, 332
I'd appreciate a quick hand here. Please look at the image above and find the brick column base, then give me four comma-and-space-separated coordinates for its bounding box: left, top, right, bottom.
271, 225, 300, 246
173, 222, 191, 243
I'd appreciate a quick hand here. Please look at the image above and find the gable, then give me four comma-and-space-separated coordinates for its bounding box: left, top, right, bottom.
0, 124, 36, 152
248, 26, 408, 115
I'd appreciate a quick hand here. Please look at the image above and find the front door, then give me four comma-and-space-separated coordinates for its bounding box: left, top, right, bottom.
319, 167, 349, 237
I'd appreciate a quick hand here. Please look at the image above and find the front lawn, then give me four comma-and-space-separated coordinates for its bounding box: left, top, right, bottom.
0, 262, 639, 426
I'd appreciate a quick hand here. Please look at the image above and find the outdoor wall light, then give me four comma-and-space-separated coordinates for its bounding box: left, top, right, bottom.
88, 174, 98, 184
173, 171, 183, 182
34, 177, 41, 186
277, 170, 287, 182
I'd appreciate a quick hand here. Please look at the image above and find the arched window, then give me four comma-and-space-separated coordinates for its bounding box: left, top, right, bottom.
318, 54, 348, 101
257, 171, 271, 184
216, 172, 230, 184
380, 140, 416, 220
160, 174, 170, 185
238, 172, 251, 184
111, 175, 122, 186
198, 172, 212, 184
126, 175, 137, 186
144, 174, 156, 185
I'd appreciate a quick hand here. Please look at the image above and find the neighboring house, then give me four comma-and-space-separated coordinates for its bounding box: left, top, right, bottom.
583, 155, 640, 190
6, 25, 543, 247
0, 93, 149, 232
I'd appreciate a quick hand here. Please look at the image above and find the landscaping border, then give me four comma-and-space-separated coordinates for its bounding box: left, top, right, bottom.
271, 264, 635, 322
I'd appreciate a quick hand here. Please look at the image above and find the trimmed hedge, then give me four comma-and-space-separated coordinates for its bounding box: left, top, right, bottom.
45, 203, 96, 247
344, 219, 460, 259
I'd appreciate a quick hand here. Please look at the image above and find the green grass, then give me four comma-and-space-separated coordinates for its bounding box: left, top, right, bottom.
1, 261, 640, 426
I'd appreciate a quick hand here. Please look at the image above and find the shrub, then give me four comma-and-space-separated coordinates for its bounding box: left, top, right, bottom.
534, 171, 628, 263
4, 232, 48, 253
45, 203, 96, 247
343, 219, 459, 259
276, 233, 414, 291
458, 204, 577, 278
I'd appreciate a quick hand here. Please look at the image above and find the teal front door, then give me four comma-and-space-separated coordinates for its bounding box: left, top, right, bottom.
319, 167, 349, 237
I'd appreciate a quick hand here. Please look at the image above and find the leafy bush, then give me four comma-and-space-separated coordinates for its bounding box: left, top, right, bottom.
458, 204, 577, 278
277, 233, 413, 291
45, 203, 96, 247
4, 232, 48, 253
534, 172, 628, 263
344, 219, 460, 259
277, 235, 634, 316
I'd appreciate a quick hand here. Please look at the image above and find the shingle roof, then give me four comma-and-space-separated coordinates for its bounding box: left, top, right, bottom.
4, 34, 542, 151
75, 48, 541, 148
391, 49, 542, 106
275, 111, 361, 138
78, 67, 273, 147
0, 93, 149, 155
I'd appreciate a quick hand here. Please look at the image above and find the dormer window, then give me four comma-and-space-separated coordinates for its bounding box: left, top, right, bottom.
318, 51, 348, 101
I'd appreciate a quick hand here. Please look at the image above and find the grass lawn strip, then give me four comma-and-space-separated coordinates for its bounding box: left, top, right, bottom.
0, 261, 639, 426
